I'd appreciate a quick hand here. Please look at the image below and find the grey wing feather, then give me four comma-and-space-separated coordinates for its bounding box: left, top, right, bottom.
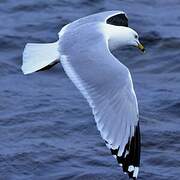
59, 19, 140, 179
59, 11, 128, 36
59, 29, 138, 148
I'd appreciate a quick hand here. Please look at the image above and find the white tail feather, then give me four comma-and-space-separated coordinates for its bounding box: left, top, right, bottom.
22, 41, 60, 74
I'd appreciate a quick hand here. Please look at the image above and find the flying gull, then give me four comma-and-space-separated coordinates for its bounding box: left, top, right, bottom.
22, 11, 145, 179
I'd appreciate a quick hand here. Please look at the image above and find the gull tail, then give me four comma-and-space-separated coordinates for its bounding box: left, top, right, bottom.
21, 41, 60, 74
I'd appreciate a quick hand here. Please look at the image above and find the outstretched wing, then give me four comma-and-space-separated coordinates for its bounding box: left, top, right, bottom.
59, 25, 140, 179
63, 11, 128, 32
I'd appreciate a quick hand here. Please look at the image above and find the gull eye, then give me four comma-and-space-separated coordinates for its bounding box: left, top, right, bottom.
134, 35, 138, 39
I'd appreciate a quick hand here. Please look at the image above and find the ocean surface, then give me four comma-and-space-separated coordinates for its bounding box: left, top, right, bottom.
0, 0, 180, 180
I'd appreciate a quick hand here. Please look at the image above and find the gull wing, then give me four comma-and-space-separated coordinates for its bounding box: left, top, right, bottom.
61, 11, 128, 34
59, 26, 140, 179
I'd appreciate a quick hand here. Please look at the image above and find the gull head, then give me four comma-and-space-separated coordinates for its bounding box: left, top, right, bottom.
104, 24, 145, 52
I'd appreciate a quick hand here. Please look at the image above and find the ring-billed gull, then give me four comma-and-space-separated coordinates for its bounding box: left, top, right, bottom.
22, 11, 145, 179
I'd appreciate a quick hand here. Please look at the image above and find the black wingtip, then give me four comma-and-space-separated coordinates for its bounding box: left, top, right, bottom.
106, 13, 128, 27
106, 123, 141, 179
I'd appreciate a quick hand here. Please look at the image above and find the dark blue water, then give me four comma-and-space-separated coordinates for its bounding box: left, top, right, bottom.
0, 1, 180, 180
